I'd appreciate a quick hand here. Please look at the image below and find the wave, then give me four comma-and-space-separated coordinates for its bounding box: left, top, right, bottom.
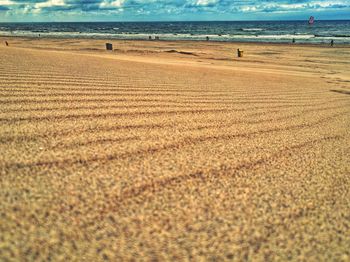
240, 28, 264, 31
0, 30, 349, 44
334, 34, 350, 37
315, 34, 350, 38
31, 30, 48, 33
255, 34, 316, 39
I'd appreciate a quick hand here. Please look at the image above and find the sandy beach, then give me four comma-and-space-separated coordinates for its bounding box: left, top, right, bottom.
0, 37, 349, 261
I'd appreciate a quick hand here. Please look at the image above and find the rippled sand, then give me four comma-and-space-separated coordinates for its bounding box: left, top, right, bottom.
1, 37, 350, 261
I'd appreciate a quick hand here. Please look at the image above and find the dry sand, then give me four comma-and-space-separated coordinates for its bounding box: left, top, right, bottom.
0, 37, 350, 261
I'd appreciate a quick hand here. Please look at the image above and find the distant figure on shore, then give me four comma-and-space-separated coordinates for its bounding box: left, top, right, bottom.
206, 36, 209, 41
5, 41, 8, 46
331, 40, 334, 47
149, 36, 152, 40
292, 38, 295, 44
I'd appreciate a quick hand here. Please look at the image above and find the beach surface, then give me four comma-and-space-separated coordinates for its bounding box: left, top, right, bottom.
0, 37, 350, 261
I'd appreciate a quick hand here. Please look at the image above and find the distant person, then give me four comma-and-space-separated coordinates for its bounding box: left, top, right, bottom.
5, 41, 8, 46
331, 40, 334, 47
206, 36, 209, 41
292, 38, 295, 44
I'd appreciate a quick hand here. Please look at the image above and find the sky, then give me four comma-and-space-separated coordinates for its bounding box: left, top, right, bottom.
0, 0, 349, 22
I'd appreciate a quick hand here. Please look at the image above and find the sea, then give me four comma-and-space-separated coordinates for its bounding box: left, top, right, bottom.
0, 20, 350, 44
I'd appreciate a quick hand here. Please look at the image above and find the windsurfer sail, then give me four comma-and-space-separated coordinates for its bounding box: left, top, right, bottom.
308, 16, 315, 25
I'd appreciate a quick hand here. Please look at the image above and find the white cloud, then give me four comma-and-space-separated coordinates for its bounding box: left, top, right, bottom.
237, 0, 350, 13
99, 0, 125, 8
194, 0, 218, 6
35, 0, 66, 9
0, 0, 14, 5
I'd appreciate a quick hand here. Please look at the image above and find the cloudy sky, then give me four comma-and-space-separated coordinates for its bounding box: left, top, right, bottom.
0, 0, 349, 22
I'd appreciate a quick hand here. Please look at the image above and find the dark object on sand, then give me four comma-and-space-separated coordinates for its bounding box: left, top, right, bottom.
106, 43, 113, 51
149, 36, 152, 40
331, 40, 334, 47
292, 38, 296, 43
206, 36, 209, 41
237, 49, 244, 58
155, 36, 160, 40
5, 41, 8, 46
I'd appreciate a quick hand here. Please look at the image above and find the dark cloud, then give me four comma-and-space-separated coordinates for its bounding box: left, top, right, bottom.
41, 5, 80, 11
65, 0, 102, 4
0, 5, 10, 10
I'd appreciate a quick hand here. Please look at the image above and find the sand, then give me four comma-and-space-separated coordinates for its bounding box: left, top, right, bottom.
0, 37, 350, 261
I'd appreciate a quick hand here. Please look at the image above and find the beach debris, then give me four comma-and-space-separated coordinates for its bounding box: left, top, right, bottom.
165, 50, 197, 56
5, 41, 8, 46
308, 16, 315, 25
105, 43, 113, 51
237, 49, 244, 58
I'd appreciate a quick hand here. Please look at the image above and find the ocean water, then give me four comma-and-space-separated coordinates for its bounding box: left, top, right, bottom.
0, 20, 349, 44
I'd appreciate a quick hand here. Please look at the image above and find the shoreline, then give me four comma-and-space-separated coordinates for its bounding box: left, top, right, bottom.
1, 35, 350, 48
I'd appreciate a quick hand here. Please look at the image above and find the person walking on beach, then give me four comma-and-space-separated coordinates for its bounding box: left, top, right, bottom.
331, 40, 334, 47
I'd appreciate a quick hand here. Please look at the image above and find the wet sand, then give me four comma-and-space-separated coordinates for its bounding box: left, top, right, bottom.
0, 37, 350, 261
